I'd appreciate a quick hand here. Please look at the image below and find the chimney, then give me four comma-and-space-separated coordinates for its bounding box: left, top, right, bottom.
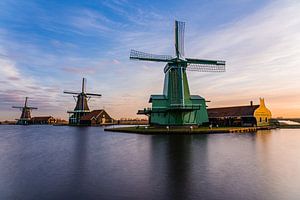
250, 101, 253, 106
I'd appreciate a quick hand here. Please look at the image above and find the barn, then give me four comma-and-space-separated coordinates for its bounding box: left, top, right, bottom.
80, 110, 114, 126
30, 116, 56, 124
207, 98, 272, 127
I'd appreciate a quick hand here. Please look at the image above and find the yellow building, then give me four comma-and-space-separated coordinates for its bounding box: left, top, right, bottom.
254, 98, 272, 126
208, 98, 272, 127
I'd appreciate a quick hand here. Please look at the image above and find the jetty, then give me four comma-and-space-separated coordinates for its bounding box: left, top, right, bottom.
104, 126, 274, 135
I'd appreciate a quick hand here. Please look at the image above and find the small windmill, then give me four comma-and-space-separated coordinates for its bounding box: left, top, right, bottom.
12, 97, 37, 125
64, 78, 101, 125
130, 20, 226, 126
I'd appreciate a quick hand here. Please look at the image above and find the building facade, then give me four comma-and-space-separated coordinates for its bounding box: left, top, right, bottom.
138, 94, 209, 126
80, 110, 114, 126
30, 116, 56, 124
207, 98, 271, 127
253, 98, 272, 126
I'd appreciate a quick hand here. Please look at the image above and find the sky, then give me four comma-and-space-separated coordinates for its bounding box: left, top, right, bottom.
0, 0, 300, 120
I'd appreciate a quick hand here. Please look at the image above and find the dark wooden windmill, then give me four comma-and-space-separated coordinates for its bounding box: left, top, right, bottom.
64, 78, 101, 125
12, 97, 37, 125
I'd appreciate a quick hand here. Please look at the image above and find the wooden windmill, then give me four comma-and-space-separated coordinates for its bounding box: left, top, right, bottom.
12, 97, 37, 125
130, 20, 226, 126
64, 78, 101, 125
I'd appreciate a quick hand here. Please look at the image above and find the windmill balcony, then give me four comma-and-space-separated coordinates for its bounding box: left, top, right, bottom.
137, 104, 202, 115
137, 108, 152, 115
169, 104, 201, 110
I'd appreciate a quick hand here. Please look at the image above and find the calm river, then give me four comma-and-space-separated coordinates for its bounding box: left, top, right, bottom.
0, 125, 300, 200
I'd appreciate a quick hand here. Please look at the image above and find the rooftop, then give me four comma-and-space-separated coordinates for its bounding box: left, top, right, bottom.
207, 105, 259, 118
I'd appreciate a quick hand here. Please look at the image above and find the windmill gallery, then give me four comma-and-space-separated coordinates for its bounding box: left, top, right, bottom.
9, 21, 272, 129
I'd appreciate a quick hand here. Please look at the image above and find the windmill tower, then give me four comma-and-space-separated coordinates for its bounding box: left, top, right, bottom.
131, 20, 226, 126
12, 97, 38, 125
64, 78, 102, 125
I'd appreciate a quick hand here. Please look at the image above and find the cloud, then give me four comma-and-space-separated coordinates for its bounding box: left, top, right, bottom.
0, 39, 75, 119
1, 0, 300, 120
182, 0, 300, 117
70, 9, 115, 34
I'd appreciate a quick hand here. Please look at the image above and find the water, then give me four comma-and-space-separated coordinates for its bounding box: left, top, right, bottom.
0, 126, 300, 200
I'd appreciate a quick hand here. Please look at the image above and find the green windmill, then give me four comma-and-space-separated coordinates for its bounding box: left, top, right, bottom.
131, 20, 226, 126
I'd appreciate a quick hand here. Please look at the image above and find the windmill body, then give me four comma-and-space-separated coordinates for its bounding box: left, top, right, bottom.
131, 21, 226, 126
12, 97, 38, 125
64, 78, 101, 125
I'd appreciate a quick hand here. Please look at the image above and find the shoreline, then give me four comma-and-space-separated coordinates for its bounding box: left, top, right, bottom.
104, 126, 275, 135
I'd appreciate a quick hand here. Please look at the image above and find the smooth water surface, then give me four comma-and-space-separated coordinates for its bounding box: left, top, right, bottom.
0, 125, 300, 200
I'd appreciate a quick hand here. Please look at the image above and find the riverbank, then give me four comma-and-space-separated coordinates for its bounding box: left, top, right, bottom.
104, 126, 274, 134
278, 125, 300, 129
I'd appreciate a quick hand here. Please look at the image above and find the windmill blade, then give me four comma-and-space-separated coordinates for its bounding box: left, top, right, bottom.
130, 50, 173, 62
64, 91, 80, 95
175, 20, 185, 59
82, 78, 86, 93
186, 58, 225, 72
28, 107, 38, 110
187, 63, 226, 72
24, 97, 28, 107
12, 106, 22, 108
186, 58, 225, 65
86, 93, 102, 97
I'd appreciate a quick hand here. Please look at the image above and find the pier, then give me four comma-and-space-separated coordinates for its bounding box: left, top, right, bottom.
104, 126, 274, 135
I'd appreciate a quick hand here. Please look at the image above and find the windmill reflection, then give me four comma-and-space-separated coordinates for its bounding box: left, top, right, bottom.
150, 134, 209, 200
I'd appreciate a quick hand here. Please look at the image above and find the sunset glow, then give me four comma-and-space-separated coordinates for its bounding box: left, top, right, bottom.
1, 0, 300, 120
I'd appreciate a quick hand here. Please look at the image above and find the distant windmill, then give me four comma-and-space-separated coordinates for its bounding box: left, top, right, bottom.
130, 20, 226, 126
64, 78, 102, 125
12, 97, 37, 125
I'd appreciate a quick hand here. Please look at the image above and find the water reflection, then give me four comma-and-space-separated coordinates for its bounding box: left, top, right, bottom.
255, 130, 300, 199
68, 127, 89, 199
164, 136, 192, 200
1, 127, 300, 200
150, 135, 209, 200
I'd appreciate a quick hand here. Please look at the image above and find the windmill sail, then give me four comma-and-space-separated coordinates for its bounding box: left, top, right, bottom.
175, 20, 185, 59
82, 78, 86, 93
12, 106, 23, 109
24, 97, 28, 107
186, 58, 225, 65
86, 93, 102, 96
186, 58, 225, 72
27, 107, 38, 109
187, 63, 225, 72
63, 91, 80, 95
130, 50, 173, 62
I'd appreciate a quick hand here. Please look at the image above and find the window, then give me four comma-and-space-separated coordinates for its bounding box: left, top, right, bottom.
265, 117, 268, 122
260, 117, 262, 122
